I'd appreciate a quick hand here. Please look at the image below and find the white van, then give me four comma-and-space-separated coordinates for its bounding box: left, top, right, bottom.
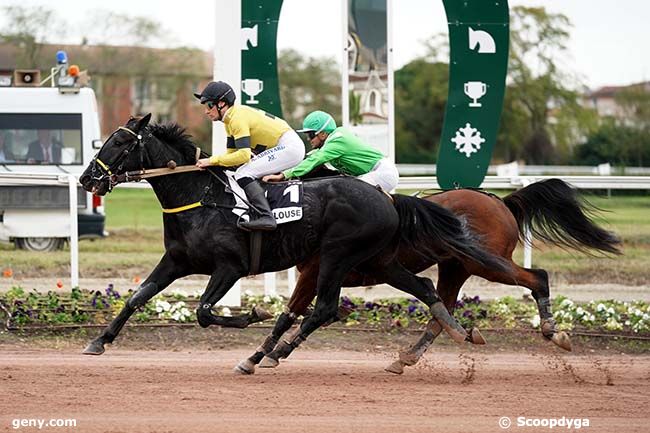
0, 86, 106, 251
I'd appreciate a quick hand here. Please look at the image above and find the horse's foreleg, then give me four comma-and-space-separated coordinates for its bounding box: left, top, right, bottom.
196, 305, 273, 329
83, 253, 187, 355
386, 319, 443, 374
195, 270, 245, 328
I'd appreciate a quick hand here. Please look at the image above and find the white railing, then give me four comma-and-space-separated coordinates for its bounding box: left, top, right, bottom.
397, 164, 650, 176
396, 175, 650, 269
397, 175, 650, 190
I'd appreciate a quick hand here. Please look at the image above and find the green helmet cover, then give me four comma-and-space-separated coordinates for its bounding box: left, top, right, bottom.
301, 111, 337, 134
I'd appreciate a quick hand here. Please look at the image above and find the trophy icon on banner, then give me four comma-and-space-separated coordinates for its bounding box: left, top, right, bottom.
241, 78, 264, 104
464, 81, 487, 107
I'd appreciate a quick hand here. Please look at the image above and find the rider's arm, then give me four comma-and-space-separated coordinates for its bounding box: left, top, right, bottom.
282, 140, 344, 179
209, 148, 252, 167
209, 136, 252, 167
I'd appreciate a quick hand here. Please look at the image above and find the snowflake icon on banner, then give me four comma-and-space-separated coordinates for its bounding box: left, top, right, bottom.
451, 123, 486, 157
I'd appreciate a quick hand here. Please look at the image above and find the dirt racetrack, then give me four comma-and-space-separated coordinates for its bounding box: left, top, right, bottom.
1, 346, 649, 433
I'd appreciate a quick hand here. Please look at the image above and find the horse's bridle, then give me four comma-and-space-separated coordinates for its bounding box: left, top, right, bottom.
88, 125, 251, 211
90, 125, 147, 191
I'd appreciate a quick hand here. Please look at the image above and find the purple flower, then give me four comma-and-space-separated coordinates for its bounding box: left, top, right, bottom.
462, 309, 474, 318
455, 300, 465, 309
408, 305, 417, 314
340, 296, 356, 309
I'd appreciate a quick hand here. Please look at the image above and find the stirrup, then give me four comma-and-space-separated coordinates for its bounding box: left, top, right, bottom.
238, 215, 277, 231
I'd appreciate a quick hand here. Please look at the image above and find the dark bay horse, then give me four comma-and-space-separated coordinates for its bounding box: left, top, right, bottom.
78, 115, 510, 357
235, 178, 621, 374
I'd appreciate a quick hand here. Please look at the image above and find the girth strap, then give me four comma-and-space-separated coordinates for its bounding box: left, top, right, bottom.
249, 231, 263, 276
162, 201, 203, 214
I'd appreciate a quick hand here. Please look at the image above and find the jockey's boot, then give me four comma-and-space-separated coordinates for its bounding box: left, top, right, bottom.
237, 179, 277, 231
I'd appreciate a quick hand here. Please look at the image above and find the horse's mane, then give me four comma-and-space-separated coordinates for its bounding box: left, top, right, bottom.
148, 123, 210, 161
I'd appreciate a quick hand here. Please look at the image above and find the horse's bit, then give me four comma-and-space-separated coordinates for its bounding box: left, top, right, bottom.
89, 126, 147, 191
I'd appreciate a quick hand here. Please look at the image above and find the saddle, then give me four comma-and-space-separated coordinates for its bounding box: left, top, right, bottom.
225, 171, 304, 225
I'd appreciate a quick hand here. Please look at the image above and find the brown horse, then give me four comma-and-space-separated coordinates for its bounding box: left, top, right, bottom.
235, 179, 621, 374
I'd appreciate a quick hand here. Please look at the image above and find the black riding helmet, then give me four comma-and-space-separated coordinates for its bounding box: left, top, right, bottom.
193, 81, 236, 105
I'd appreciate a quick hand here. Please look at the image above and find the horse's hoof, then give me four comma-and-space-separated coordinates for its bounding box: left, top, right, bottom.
385, 360, 405, 375
234, 359, 255, 375
398, 352, 419, 366
82, 340, 105, 355
468, 327, 487, 345
252, 306, 273, 322
550, 331, 572, 352
259, 356, 280, 368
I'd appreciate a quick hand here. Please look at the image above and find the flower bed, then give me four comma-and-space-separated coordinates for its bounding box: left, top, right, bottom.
1, 285, 649, 335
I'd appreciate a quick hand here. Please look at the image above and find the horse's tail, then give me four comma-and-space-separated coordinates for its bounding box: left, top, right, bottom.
503, 178, 622, 255
392, 194, 511, 273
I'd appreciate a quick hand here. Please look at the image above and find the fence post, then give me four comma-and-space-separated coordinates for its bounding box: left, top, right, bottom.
67, 175, 79, 288
287, 267, 296, 296
519, 177, 533, 269
264, 272, 277, 297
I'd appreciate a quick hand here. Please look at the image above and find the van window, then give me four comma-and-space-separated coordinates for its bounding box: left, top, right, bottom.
0, 113, 82, 165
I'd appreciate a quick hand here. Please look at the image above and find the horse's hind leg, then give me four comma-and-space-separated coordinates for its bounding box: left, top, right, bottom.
235, 264, 318, 375
472, 262, 571, 351
83, 253, 188, 355
362, 260, 469, 344
386, 259, 472, 374
259, 254, 363, 369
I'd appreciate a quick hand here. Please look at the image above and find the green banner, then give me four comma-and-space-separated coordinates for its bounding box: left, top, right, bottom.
241, 0, 283, 117
437, 0, 509, 189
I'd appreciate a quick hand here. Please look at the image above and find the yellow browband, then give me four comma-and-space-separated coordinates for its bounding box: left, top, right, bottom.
161, 201, 203, 214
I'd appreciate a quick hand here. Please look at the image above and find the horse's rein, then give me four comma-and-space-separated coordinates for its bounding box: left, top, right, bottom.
100, 135, 259, 214
110, 147, 203, 183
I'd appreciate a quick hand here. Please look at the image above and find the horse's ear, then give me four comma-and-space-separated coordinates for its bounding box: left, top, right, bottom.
136, 113, 152, 131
